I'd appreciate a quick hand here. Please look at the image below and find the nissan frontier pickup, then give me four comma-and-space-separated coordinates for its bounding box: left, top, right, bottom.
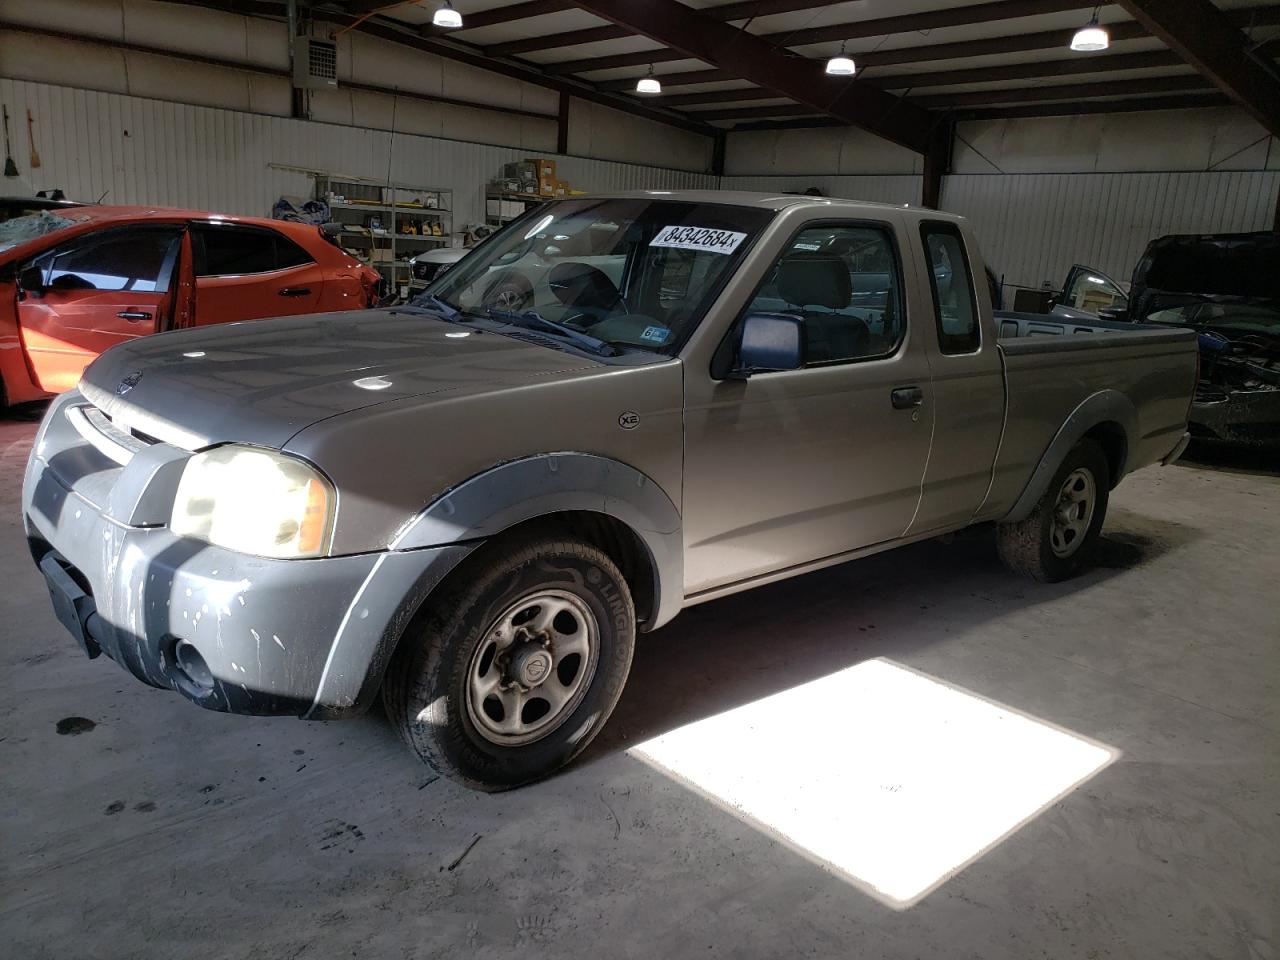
23, 192, 1197, 789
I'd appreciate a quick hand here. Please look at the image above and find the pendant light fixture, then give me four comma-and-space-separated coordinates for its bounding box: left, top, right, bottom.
1070, 7, 1109, 51
433, 2, 463, 29
825, 41, 856, 76
636, 65, 662, 95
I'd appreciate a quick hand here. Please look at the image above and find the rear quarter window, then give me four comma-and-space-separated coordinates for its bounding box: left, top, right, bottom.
920, 221, 980, 355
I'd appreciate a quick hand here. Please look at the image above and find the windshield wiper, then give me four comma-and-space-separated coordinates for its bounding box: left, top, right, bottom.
406, 293, 462, 321
473, 307, 619, 357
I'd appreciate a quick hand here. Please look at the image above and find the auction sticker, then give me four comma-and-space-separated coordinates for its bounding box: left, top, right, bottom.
650, 225, 747, 255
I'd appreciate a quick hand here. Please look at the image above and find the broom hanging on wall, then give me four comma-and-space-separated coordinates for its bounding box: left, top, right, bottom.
3, 106, 19, 177
27, 110, 41, 169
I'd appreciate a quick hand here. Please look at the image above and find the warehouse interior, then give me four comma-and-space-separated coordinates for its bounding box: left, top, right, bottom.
1, 1, 1277, 958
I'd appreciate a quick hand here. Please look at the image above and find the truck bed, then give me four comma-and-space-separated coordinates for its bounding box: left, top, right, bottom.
978, 311, 1199, 520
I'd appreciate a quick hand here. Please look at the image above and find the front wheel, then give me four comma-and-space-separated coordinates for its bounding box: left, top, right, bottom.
997, 439, 1110, 582
383, 535, 635, 791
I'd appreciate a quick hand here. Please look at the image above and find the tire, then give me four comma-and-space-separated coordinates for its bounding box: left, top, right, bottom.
997, 439, 1110, 583
482, 274, 532, 312
383, 534, 635, 791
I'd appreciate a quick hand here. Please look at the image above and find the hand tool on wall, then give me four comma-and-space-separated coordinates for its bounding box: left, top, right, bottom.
27, 110, 41, 168
3, 106, 19, 177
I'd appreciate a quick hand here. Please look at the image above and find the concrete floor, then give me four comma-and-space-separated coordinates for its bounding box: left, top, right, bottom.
1, 405, 1276, 960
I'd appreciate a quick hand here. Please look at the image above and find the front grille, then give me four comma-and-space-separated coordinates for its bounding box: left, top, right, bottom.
66, 404, 155, 466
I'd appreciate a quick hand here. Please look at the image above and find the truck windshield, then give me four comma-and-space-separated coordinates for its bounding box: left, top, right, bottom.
425, 198, 773, 354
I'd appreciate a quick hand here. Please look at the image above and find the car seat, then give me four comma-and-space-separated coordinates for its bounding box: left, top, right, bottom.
775, 254, 869, 363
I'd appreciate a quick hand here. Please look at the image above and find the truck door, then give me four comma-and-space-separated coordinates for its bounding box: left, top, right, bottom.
681, 219, 934, 595
1057, 264, 1129, 320
190, 222, 323, 324
904, 221, 1005, 534
16, 224, 183, 393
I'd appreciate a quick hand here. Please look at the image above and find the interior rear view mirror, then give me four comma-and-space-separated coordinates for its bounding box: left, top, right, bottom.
733, 313, 804, 378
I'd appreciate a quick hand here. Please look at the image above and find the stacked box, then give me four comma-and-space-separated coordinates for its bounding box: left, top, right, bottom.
503, 160, 537, 182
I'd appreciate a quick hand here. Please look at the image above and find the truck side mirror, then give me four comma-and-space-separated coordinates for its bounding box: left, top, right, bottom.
731, 313, 805, 378
17, 265, 45, 299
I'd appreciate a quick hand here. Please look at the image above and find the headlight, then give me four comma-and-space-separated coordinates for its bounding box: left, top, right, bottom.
170, 446, 335, 559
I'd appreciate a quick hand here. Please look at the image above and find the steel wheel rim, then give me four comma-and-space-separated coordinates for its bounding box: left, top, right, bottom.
493, 287, 525, 310
1050, 467, 1096, 558
465, 589, 600, 746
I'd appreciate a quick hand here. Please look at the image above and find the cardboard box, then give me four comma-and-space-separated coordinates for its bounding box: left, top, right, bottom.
528, 158, 556, 180
501, 200, 524, 218
504, 160, 537, 182
554, 180, 570, 197
486, 199, 502, 217
371, 247, 395, 263
521, 179, 540, 195
538, 181, 555, 197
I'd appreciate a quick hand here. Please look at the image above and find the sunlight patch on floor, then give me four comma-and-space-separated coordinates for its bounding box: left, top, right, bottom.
632, 658, 1117, 908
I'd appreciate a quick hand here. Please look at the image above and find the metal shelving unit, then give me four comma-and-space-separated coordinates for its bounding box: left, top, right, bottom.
313, 174, 453, 296
484, 189, 545, 231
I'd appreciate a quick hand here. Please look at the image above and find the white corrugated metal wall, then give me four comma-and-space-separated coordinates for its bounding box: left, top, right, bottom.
943, 171, 1280, 293
6, 76, 1277, 294
718, 175, 923, 205
0, 78, 718, 230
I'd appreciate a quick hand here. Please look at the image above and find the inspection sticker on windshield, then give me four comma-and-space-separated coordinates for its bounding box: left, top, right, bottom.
650, 225, 747, 255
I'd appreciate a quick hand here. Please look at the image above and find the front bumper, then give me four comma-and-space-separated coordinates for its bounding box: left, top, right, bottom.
1190, 388, 1280, 447
23, 391, 472, 719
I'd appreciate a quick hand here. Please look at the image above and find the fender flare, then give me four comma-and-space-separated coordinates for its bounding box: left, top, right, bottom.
1002, 390, 1136, 523
393, 452, 684, 631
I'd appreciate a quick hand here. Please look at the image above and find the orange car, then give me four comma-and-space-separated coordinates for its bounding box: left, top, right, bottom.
0, 206, 381, 405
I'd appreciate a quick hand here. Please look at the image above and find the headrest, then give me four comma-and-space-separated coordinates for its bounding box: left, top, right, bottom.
776, 254, 851, 310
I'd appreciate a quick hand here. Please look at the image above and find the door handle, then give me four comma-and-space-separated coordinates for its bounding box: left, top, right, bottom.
891, 386, 924, 409
278, 287, 312, 297
116, 311, 151, 321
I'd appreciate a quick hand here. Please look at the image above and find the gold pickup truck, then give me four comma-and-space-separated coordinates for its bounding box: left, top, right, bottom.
23, 192, 1197, 790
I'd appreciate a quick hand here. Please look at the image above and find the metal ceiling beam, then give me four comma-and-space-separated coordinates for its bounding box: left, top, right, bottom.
952, 91, 1234, 121
496, 0, 1090, 60
1115, 0, 1280, 136
570, 0, 937, 152
910, 74, 1211, 108
162, 0, 715, 137
693, 74, 1215, 119
665, 51, 1188, 105
691, 104, 826, 121
546, 19, 1152, 75
758, 0, 1093, 49
583, 4, 1280, 84
868, 50, 1186, 90
419, 1, 577, 37
598, 68, 730, 91
485, 0, 929, 57
728, 91, 1235, 129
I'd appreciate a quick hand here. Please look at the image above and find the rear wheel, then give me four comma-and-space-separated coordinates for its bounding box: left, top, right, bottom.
997, 439, 1110, 582
383, 535, 635, 791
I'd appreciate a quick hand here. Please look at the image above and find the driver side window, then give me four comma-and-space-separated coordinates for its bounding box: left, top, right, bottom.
36, 227, 181, 293
742, 223, 905, 366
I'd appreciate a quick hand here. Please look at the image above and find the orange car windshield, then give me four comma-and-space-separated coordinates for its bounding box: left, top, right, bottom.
0, 211, 81, 253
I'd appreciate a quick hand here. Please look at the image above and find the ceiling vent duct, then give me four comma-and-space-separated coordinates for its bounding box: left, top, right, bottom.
292, 37, 339, 90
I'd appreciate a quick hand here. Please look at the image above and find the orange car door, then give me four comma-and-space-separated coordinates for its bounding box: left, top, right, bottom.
191, 222, 323, 325
15, 224, 183, 393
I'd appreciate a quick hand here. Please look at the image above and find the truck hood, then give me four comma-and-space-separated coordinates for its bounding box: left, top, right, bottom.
78, 309, 598, 449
